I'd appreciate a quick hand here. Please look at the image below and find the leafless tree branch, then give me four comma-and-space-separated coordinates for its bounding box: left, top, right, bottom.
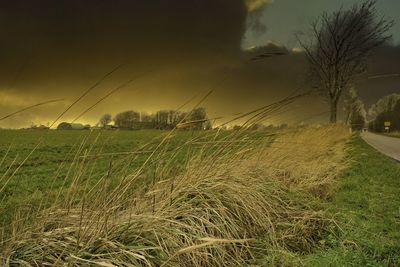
298, 0, 394, 123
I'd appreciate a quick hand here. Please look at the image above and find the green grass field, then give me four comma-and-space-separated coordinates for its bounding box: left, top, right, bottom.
1, 128, 399, 266
0, 129, 208, 226
0, 129, 267, 228
304, 137, 400, 266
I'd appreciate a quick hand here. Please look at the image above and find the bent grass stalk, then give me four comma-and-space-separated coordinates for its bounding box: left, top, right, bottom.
0, 124, 350, 266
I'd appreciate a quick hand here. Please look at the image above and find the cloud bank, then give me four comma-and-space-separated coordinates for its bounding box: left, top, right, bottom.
0, 0, 398, 128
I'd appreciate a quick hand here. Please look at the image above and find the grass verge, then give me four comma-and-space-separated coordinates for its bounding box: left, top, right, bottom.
384, 132, 400, 138
304, 136, 400, 266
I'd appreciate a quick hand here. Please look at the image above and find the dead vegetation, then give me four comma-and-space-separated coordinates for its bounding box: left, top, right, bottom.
0, 125, 350, 266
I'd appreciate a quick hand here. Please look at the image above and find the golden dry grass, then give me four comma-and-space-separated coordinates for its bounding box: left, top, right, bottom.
0, 125, 350, 266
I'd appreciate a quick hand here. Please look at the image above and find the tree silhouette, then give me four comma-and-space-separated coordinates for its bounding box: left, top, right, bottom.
299, 0, 393, 123
99, 113, 112, 128
113, 110, 140, 129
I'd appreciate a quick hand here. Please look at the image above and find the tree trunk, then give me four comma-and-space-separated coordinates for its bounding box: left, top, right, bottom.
330, 99, 338, 123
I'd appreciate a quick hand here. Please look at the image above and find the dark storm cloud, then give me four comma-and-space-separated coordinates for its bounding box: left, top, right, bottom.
0, 0, 248, 127
0, 0, 398, 128
245, 0, 273, 36
359, 44, 400, 107
0, 0, 246, 84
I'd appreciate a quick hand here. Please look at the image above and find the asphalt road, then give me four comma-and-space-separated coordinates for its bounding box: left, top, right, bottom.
361, 132, 400, 162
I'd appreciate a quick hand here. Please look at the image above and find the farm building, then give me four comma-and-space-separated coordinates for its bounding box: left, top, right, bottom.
57, 122, 90, 130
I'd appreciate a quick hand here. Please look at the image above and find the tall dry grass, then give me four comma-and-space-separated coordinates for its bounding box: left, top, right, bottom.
0, 124, 350, 266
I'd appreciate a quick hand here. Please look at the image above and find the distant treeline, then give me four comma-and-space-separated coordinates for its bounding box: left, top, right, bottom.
99, 107, 212, 130
368, 94, 400, 132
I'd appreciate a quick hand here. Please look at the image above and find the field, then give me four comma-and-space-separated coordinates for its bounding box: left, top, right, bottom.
0, 127, 399, 266
0, 129, 229, 225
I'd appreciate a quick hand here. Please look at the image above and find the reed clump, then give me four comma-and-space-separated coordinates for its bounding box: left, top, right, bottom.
1, 125, 350, 266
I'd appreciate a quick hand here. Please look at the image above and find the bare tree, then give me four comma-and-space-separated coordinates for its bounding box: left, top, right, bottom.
344, 88, 366, 130
368, 93, 400, 117
113, 110, 140, 129
344, 87, 363, 124
140, 112, 154, 123
299, 0, 393, 123
99, 113, 112, 128
188, 107, 211, 130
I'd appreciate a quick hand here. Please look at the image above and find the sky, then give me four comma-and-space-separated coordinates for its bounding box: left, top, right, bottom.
243, 0, 400, 48
0, 0, 399, 128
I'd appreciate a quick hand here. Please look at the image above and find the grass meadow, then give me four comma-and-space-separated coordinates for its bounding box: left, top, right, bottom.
0, 126, 399, 266
304, 137, 400, 266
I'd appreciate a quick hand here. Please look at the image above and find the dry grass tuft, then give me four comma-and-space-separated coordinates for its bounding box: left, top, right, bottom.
1, 124, 351, 266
